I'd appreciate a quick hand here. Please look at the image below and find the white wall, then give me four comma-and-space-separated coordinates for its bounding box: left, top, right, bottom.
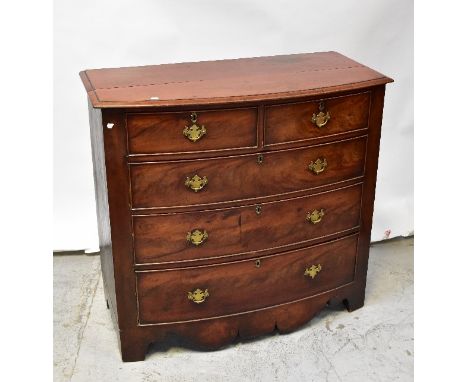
53, 0, 413, 250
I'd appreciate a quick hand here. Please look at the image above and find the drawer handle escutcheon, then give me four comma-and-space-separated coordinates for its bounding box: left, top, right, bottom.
308, 157, 327, 175
186, 229, 208, 246
188, 288, 209, 304
183, 112, 206, 142
185, 174, 208, 192
311, 101, 331, 128
304, 264, 322, 279
306, 209, 325, 224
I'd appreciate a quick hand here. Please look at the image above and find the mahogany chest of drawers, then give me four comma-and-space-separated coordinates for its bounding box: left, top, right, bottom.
80, 52, 393, 362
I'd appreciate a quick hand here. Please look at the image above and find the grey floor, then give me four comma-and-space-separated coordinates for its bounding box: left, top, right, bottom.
54, 238, 413, 382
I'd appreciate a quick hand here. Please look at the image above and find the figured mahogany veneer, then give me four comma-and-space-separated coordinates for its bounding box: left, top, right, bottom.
130, 136, 367, 209
127, 107, 258, 155
265, 92, 371, 146
81, 51, 392, 362
133, 183, 362, 265
136, 235, 358, 325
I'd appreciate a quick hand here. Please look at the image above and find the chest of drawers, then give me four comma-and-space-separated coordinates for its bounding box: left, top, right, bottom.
80, 51, 393, 362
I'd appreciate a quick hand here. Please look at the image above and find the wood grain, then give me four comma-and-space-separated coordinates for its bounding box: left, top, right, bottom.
127, 107, 257, 155
100, 109, 139, 331
133, 183, 362, 265
87, 101, 118, 330
265, 92, 370, 146
136, 234, 358, 325
130, 136, 367, 209
119, 286, 350, 361
81, 52, 392, 361
80, 52, 392, 108
349, 85, 387, 311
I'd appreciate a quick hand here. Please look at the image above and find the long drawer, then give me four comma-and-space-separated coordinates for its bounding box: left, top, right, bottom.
130, 136, 367, 209
136, 234, 358, 325
133, 183, 362, 265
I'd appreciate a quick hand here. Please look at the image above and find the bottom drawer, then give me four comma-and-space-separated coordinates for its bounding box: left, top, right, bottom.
136, 234, 358, 325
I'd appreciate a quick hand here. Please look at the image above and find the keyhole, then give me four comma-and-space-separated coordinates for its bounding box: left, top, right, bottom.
257, 154, 264, 164
318, 101, 325, 112
255, 205, 262, 215
255, 259, 261, 268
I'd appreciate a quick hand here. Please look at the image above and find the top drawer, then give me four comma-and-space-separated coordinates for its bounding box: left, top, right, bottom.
126, 108, 258, 155
264, 92, 370, 146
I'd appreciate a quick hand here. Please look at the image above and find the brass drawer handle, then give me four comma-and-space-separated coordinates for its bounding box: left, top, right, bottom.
311, 101, 331, 128
185, 174, 208, 192
304, 264, 322, 279
186, 229, 208, 246
188, 288, 209, 304
308, 157, 327, 175
306, 209, 325, 224
183, 112, 206, 142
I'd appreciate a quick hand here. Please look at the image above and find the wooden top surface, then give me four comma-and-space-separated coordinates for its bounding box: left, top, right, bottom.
80, 51, 393, 108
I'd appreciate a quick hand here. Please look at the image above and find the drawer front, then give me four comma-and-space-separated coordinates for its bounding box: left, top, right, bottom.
136, 235, 358, 324
133, 184, 362, 265
265, 93, 370, 146
130, 136, 367, 209
127, 108, 258, 155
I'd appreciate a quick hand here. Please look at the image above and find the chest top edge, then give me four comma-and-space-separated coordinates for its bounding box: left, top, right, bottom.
80, 52, 393, 109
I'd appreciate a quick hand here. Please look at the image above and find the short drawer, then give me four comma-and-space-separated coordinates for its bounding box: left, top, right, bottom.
126, 108, 258, 155
133, 184, 362, 265
136, 234, 358, 325
130, 136, 367, 209
264, 92, 370, 146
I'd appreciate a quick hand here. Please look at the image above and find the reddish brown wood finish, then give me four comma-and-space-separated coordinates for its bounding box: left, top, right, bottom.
80, 52, 392, 108
136, 235, 358, 325
265, 92, 370, 146
133, 183, 362, 265
350, 85, 387, 311
119, 290, 340, 361
127, 107, 257, 155
130, 136, 367, 209
82, 52, 392, 362
87, 102, 118, 328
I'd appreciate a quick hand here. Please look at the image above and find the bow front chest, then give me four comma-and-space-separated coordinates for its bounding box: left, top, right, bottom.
80, 52, 393, 361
